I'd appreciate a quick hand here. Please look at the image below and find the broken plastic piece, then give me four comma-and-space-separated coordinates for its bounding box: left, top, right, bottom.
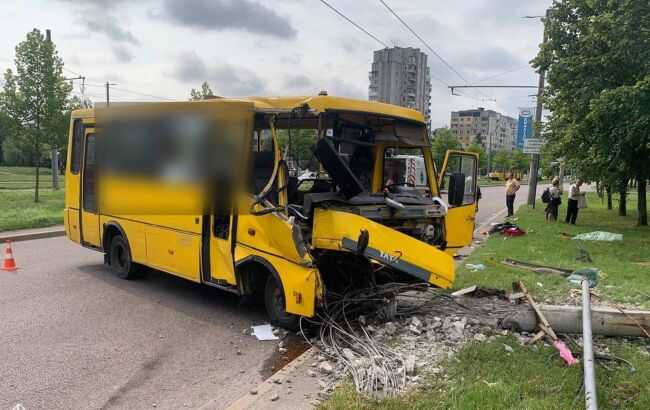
553, 340, 578, 366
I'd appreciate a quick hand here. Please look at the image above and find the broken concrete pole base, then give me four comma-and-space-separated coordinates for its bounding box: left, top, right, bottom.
502, 304, 650, 337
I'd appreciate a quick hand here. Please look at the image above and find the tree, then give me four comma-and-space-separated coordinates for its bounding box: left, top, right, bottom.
276, 128, 318, 170
1, 29, 72, 201
189, 81, 216, 101
465, 142, 487, 174
510, 150, 529, 176
533, 0, 650, 224
492, 150, 511, 172
431, 128, 460, 168
583, 75, 650, 225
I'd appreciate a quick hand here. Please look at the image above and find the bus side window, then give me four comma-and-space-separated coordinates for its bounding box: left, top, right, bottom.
71, 119, 84, 174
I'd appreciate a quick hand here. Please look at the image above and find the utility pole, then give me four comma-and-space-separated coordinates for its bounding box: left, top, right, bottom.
45, 29, 61, 190
526, 11, 549, 208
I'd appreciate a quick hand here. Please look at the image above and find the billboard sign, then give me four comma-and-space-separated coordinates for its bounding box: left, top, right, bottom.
516, 108, 535, 150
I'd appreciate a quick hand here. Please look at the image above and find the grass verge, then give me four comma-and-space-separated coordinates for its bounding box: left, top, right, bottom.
0, 189, 64, 232
457, 192, 650, 307
322, 192, 650, 409
323, 337, 650, 409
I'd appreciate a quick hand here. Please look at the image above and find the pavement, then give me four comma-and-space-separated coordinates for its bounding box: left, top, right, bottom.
0, 185, 527, 410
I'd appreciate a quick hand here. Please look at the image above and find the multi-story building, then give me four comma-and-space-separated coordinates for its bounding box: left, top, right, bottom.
449, 108, 517, 152
368, 47, 432, 125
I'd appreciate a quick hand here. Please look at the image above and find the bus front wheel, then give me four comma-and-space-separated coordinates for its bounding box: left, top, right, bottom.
109, 235, 140, 279
264, 275, 299, 331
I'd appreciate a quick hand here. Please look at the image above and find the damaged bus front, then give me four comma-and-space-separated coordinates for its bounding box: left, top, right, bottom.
248, 97, 479, 325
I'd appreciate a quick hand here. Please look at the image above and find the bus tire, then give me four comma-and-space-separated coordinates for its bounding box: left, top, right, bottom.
109, 235, 140, 280
264, 275, 299, 331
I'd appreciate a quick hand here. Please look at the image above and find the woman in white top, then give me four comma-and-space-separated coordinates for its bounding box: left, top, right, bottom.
565, 178, 586, 224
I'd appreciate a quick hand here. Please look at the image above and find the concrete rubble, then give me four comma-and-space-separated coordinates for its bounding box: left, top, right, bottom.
303, 285, 530, 400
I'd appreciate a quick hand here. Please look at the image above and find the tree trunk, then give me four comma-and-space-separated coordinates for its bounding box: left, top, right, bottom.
34, 132, 40, 203
605, 185, 612, 210
51, 148, 59, 190
638, 177, 648, 226
618, 184, 627, 217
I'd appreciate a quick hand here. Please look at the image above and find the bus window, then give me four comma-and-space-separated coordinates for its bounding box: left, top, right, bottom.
71, 119, 84, 174
83, 134, 97, 213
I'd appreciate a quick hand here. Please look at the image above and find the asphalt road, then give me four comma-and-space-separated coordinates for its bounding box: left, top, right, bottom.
0, 184, 531, 410
1, 237, 274, 410
475, 183, 531, 227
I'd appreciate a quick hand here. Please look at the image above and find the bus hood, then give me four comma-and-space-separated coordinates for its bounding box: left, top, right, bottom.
311, 209, 455, 289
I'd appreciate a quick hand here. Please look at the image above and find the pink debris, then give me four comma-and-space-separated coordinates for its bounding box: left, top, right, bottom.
553, 340, 578, 365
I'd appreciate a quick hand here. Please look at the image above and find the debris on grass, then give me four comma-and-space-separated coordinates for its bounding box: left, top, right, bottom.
465, 263, 486, 272
501, 258, 573, 276
572, 231, 623, 242
301, 283, 524, 398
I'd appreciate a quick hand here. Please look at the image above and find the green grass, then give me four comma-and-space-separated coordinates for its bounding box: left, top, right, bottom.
323, 337, 650, 410
0, 189, 64, 232
458, 193, 650, 307
322, 192, 650, 409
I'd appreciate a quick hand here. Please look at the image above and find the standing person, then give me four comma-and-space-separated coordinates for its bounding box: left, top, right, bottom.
545, 177, 562, 221
505, 173, 520, 217
566, 178, 586, 224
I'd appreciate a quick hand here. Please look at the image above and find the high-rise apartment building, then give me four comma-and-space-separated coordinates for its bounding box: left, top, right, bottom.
450, 108, 517, 152
368, 47, 432, 124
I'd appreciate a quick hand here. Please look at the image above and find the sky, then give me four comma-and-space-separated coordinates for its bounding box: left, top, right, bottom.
0, 0, 552, 128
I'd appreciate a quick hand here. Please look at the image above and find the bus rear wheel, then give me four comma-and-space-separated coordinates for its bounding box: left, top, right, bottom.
109, 235, 140, 279
264, 275, 299, 331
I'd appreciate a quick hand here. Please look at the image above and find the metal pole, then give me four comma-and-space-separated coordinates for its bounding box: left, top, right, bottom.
526, 11, 548, 208
45, 29, 60, 190
106, 81, 110, 107
582, 279, 598, 410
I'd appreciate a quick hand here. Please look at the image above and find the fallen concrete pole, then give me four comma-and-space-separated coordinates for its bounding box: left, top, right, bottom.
501, 303, 650, 337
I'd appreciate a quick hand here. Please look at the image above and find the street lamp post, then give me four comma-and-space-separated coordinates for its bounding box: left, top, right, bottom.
524, 11, 549, 208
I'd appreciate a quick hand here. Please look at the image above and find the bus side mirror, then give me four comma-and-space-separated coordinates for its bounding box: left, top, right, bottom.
448, 173, 465, 206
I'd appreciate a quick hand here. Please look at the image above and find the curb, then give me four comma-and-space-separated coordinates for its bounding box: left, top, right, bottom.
0, 227, 65, 243
203, 347, 318, 410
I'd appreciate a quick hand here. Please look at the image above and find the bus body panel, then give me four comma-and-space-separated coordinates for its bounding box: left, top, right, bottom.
234, 244, 320, 317
100, 216, 148, 264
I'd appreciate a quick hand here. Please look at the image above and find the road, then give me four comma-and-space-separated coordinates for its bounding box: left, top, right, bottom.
0, 184, 531, 410
0, 237, 275, 410
475, 183, 531, 227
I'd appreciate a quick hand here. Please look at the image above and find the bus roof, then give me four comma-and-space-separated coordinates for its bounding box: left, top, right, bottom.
72, 95, 426, 124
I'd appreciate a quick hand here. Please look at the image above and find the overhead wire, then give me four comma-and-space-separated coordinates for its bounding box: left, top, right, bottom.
319, 0, 388, 48
377, 0, 492, 101
318, 0, 456, 90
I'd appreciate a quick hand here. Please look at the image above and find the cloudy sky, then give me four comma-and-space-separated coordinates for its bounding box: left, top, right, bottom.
1, 0, 551, 128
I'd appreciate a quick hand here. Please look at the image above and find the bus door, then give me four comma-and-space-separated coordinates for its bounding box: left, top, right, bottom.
438, 150, 479, 252
200, 101, 255, 286
80, 128, 100, 247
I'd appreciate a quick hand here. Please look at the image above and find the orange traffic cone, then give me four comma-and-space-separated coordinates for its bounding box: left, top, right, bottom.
1, 241, 18, 271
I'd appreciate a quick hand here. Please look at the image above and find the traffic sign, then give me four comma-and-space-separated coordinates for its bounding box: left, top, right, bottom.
523, 138, 544, 154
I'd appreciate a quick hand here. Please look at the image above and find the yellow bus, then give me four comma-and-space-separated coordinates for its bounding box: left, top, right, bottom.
64, 95, 478, 329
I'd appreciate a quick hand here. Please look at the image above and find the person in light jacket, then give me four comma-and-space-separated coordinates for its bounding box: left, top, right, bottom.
545, 177, 562, 221
565, 178, 586, 224
505, 173, 520, 217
